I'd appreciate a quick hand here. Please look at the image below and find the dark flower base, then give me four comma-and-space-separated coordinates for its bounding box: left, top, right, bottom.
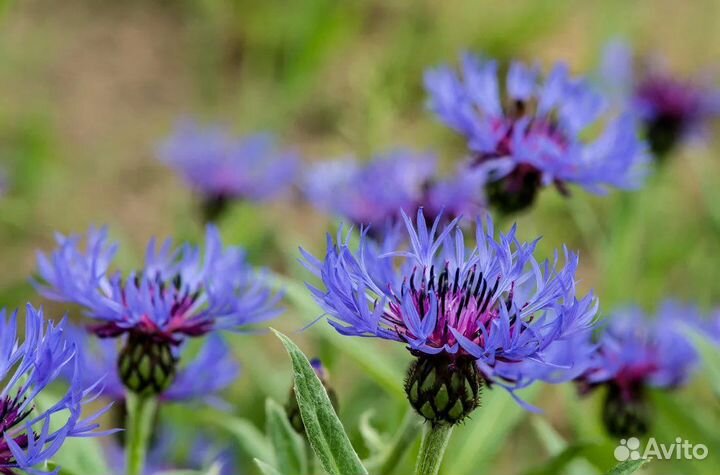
286, 383, 339, 435
646, 115, 683, 161
485, 166, 541, 215
405, 354, 482, 426
602, 383, 652, 438
118, 333, 178, 396
201, 195, 230, 223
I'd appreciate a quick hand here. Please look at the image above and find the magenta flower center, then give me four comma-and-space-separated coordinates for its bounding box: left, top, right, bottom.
0, 395, 34, 468
386, 265, 514, 355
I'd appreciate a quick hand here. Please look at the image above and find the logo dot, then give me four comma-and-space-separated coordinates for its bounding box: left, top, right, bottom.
627, 438, 641, 450
614, 445, 631, 462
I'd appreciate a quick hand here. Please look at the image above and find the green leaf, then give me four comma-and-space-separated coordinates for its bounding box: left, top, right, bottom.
212, 416, 273, 463
254, 459, 286, 475
358, 410, 386, 456
603, 459, 648, 475
266, 398, 307, 475
273, 329, 368, 475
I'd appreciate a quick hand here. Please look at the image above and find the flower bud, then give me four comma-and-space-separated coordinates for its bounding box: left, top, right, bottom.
602, 383, 651, 438
118, 333, 177, 396
405, 354, 482, 426
484, 168, 542, 215
286, 358, 338, 435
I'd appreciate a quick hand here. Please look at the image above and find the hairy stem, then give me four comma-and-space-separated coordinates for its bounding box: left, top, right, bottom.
126, 392, 158, 475
415, 423, 454, 475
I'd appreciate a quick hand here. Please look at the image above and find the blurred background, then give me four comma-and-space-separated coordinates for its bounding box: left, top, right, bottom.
1, 1, 719, 474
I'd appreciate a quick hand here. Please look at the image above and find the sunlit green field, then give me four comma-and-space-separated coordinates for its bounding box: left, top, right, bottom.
1, 1, 719, 474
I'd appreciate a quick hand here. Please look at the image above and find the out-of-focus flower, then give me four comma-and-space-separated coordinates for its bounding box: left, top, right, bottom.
303, 150, 436, 228
106, 425, 234, 475
64, 325, 239, 406
425, 53, 649, 213
158, 120, 300, 222
0, 305, 114, 474
576, 302, 699, 437
303, 150, 486, 230
302, 210, 597, 424
35, 225, 281, 395
601, 40, 720, 159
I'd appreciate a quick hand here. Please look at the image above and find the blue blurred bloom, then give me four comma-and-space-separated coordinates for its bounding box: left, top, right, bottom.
577, 302, 699, 397
425, 53, 648, 212
302, 210, 597, 404
303, 149, 485, 228
106, 425, 234, 475
35, 225, 282, 343
0, 305, 113, 474
601, 40, 720, 157
158, 120, 300, 220
576, 302, 699, 437
64, 325, 240, 406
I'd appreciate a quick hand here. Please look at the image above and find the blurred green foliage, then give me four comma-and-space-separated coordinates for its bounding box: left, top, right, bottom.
1, 0, 719, 474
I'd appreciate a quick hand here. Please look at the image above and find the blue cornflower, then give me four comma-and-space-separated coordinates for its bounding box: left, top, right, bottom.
35, 225, 281, 394
158, 119, 300, 221
303, 149, 486, 229
0, 304, 113, 474
601, 40, 720, 158
425, 53, 649, 213
576, 302, 699, 437
302, 210, 597, 422
64, 325, 240, 406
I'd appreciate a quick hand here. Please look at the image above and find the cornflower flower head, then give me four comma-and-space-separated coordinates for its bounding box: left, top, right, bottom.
576, 302, 699, 437
35, 225, 282, 395
601, 40, 720, 159
425, 53, 649, 213
303, 150, 486, 231
302, 209, 598, 424
158, 119, 300, 222
0, 304, 113, 475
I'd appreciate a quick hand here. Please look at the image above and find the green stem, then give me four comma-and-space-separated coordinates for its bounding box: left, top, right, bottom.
415, 423, 454, 475
373, 410, 423, 475
126, 392, 158, 475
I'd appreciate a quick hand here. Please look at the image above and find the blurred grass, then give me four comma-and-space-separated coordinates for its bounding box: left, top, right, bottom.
1, 0, 720, 474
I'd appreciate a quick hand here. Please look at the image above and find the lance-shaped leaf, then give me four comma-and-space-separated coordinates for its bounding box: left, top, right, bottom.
604, 459, 649, 475
273, 329, 368, 475
254, 459, 286, 475
266, 398, 307, 475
